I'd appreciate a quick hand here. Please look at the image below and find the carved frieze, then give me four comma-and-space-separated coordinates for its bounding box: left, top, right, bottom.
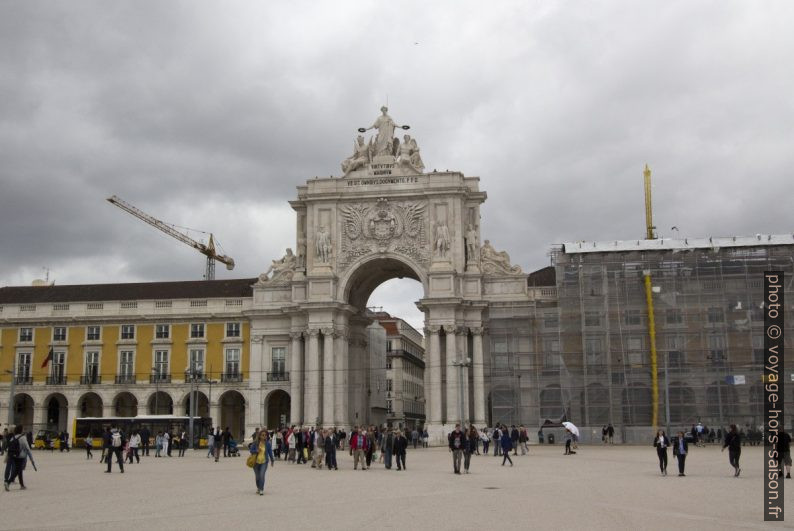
339, 198, 428, 269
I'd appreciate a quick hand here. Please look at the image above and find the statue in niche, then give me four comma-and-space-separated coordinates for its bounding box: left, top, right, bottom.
480, 240, 523, 275
341, 135, 371, 175
434, 222, 450, 258
258, 248, 297, 283
315, 226, 331, 263
363, 106, 407, 157
465, 224, 478, 261
397, 134, 425, 173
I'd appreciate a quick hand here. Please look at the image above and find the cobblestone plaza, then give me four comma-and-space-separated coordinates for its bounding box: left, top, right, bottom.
0, 445, 778, 530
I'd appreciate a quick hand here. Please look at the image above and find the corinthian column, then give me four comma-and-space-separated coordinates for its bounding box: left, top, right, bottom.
305, 329, 320, 426
445, 325, 459, 424
321, 328, 336, 427
289, 332, 303, 425
471, 327, 486, 426
334, 330, 349, 428
425, 326, 442, 424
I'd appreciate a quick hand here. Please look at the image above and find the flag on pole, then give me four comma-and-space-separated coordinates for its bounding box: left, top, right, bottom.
41, 347, 53, 369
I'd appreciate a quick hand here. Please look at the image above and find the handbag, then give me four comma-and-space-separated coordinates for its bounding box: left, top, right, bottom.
246, 454, 256, 468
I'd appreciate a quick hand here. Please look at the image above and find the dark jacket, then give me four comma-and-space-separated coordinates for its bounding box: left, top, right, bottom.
724, 431, 741, 451
510, 428, 519, 442
673, 437, 688, 456
393, 435, 408, 454
501, 434, 513, 451
382, 432, 395, 452
448, 430, 466, 451
653, 435, 670, 449
324, 434, 336, 453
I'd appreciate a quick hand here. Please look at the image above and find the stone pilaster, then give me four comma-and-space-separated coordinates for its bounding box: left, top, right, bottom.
304, 329, 320, 426
334, 330, 349, 428
289, 332, 303, 426
321, 328, 336, 427
426, 326, 442, 424
444, 325, 459, 424
471, 327, 486, 426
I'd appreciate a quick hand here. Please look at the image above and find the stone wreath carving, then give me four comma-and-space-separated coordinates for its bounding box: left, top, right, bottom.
339, 198, 427, 267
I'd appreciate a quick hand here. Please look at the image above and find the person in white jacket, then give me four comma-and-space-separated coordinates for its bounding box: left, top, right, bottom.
287, 428, 296, 462
127, 431, 141, 464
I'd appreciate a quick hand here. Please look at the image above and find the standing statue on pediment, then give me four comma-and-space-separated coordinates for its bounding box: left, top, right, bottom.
465, 224, 479, 262
435, 222, 450, 259
341, 135, 371, 175
316, 226, 331, 263
363, 106, 408, 157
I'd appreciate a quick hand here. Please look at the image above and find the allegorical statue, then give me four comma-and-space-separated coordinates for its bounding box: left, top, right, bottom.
363, 106, 407, 157
465, 224, 478, 261
480, 240, 522, 275
435, 222, 450, 259
341, 134, 371, 175
315, 226, 331, 263
397, 134, 425, 173
258, 248, 297, 283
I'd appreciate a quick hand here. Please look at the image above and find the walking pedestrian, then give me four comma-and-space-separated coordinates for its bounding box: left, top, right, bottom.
411, 429, 419, 449
777, 430, 792, 479
422, 428, 429, 448
128, 431, 140, 464
394, 429, 407, 470
4, 425, 32, 491
673, 431, 688, 476
510, 426, 519, 456
59, 431, 70, 453
501, 429, 514, 466
162, 430, 170, 457
607, 424, 615, 444
251, 430, 274, 496
365, 426, 375, 468
382, 428, 395, 469
722, 424, 742, 477
654, 429, 670, 476
105, 426, 125, 474
519, 425, 529, 455
207, 430, 215, 458
222, 427, 231, 457
85, 435, 94, 459
492, 425, 502, 456
155, 432, 163, 458
351, 427, 369, 470
287, 427, 296, 462
312, 429, 325, 469
140, 427, 151, 456
178, 431, 187, 457
324, 429, 338, 470
213, 427, 222, 462
448, 424, 465, 474
464, 426, 478, 473
481, 428, 490, 455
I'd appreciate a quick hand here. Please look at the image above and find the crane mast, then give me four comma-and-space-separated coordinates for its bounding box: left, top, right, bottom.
107, 195, 235, 280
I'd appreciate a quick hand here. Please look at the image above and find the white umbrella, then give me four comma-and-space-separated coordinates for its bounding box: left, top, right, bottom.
562, 422, 579, 437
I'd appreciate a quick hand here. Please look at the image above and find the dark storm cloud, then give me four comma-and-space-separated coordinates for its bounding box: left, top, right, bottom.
2, 0, 793, 309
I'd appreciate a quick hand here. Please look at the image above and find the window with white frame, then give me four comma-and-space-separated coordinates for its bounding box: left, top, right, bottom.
120, 325, 135, 340
271, 347, 286, 375
51, 351, 66, 381
225, 348, 240, 376
86, 326, 101, 341
189, 348, 205, 378
190, 323, 205, 339
119, 350, 134, 379
84, 351, 100, 383
19, 328, 33, 342
53, 327, 67, 342
155, 324, 170, 339
226, 322, 241, 338
154, 350, 169, 379
17, 352, 32, 379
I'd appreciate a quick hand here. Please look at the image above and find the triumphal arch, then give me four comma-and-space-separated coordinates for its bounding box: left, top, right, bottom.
249, 107, 528, 440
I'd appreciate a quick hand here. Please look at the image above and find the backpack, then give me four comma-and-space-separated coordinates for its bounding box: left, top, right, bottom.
8, 435, 21, 458
112, 432, 122, 448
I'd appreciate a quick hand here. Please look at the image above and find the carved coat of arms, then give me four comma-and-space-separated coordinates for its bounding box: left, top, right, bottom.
340, 198, 427, 267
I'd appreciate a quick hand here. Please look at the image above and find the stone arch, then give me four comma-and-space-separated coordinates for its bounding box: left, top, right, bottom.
219, 390, 246, 440
180, 390, 209, 418
339, 254, 428, 309
147, 391, 174, 415
113, 392, 138, 417
265, 389, 290, 429
78, 392, 103, 417
12, 393, 35, 429
43, 393, 69, 432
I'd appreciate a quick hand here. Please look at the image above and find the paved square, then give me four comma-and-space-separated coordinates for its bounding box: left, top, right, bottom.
0, 444, 784, 530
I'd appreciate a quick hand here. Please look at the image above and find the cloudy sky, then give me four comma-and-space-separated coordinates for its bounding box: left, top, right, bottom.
2, 1, 793, 330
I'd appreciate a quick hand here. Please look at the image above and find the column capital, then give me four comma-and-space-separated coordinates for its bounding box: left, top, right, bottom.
251, 334, 265, 343
306, 329, 320, 338
443, 324, 463, 336
470, 327, 484, 336
289, 331, 303, 341
320, 327, 336, 338
425, 325, 442, 335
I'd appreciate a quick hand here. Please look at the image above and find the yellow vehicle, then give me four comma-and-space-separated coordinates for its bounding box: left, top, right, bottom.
34, 430, 61, 450
74, 415, 211, 448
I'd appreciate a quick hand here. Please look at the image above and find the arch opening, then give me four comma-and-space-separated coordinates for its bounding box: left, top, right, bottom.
44, 393, 68, 432
78, 392, 103, 418
265, 390, 290, 429
113, 392, 139, 417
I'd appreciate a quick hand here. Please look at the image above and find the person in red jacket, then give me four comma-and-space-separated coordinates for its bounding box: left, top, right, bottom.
350, 428, 369, 470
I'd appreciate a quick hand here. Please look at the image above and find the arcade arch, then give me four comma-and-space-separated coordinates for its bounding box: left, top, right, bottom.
265, 389, 290, 429
113, 392, 138, 417
147, 391, 173, 415
219, 390, 245, 439
181, 391, 209, 418
13, 393, 34, 428
44, 393, 68, 431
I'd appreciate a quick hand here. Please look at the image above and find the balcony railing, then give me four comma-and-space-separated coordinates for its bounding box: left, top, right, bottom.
149, 374, 171, 384
80, 375, 101, 385
266, 372, 289, 382
115, 375, 136, 384
14, 375, 32, 385
221, 372, 243, 383
184, 370, 207, 383
46, 375, 67, 385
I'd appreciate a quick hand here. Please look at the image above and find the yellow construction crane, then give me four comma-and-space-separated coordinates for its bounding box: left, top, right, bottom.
107, 195, 235, 281
642, 164, 660, 428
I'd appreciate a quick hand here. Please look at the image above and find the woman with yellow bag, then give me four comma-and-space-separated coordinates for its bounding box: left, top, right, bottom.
249, 430, 275, 495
